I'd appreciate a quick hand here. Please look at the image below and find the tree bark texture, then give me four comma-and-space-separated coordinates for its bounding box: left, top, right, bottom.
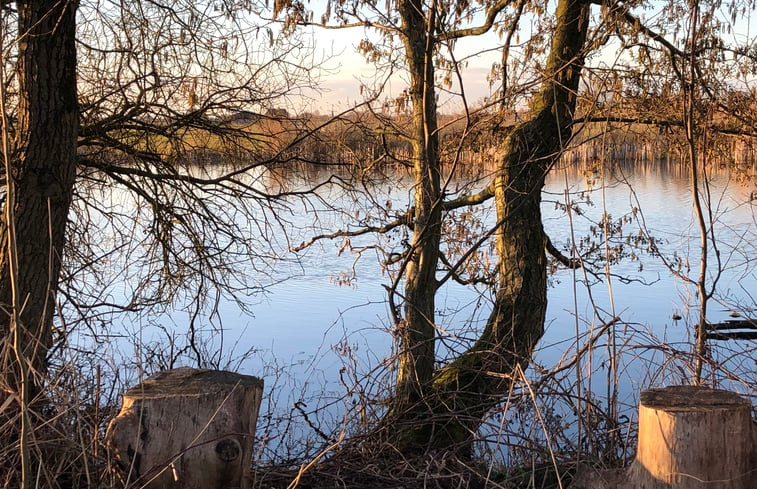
0, 1, 78, 393
393, 0, 443, 414
391, 0, 590, 454
106, 368, 264, 489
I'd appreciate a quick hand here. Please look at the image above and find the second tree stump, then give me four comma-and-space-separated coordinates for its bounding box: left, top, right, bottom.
628, 385, 753, 489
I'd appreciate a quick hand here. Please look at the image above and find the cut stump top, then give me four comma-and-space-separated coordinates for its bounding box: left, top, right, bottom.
640, 385, 750, 411
123, 367, 263, 399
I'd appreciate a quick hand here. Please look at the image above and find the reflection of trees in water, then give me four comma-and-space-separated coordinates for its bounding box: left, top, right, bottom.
258, 121, 755, 186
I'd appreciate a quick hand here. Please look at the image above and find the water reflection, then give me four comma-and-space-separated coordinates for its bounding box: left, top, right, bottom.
69, 157, 755, 460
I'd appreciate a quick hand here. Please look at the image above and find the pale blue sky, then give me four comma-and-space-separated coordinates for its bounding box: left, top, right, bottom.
287, 1, 756, 114
297, 28, 501, 113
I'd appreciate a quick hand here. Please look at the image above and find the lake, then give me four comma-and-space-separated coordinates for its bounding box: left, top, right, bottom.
68, 158, 756, 461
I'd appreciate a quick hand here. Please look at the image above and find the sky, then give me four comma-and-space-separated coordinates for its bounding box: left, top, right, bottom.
291, 13, 504, 114
284, 0, 757, 115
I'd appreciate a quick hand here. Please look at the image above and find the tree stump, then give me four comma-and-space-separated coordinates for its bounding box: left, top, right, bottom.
106, 367, 263, 489
627, 385, 753, 489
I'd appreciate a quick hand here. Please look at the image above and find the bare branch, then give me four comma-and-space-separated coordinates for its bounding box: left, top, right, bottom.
545, 234, 581, 269
441, 0, 515, 40
290, 213, 411, 252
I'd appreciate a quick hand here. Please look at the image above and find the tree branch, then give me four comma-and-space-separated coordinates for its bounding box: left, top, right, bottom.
441, 183, 496, 210
441, 0, 515, 40
545, 234, 581, 269
574, 115, 757, 138
290, 212, 411, 252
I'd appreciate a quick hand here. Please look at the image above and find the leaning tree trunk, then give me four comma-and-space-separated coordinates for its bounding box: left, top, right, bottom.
393, 0, 591, 454
0, 0, 79, 399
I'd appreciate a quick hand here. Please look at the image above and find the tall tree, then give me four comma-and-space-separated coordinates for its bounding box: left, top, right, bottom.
393, 0, 591, 453
392, 0, 443, 415
0, 0, 316, 396
0, 0, 79, 398
0, 2, 78, 485
283, 0, 592, 454
0, 1, 321, 484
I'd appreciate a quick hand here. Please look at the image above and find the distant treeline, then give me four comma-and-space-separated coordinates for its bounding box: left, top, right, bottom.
276, 122, 757, 177
170, 110, 757, 178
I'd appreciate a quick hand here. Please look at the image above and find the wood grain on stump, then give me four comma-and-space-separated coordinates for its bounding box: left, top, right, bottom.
106, 367, 263, 489
628, 385, 753, 489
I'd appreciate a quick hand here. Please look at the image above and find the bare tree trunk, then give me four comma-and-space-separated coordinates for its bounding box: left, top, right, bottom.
683, 0, 711, 384
0, 0, 78, 398
393, 0, 442, 414
391, 0, 590, 454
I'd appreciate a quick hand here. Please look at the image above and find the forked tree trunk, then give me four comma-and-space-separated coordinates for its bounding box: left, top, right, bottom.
391, 0, 591, 455
106, 368, 264, 489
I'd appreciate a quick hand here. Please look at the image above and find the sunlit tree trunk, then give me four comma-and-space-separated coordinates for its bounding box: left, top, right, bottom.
0, 0, 79, 398
393, 0, 442, 413
392, 0, 590, 454
683, 0, 710, 384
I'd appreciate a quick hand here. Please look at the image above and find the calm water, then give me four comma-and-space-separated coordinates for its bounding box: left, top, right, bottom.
70, 160, 756, 459
244, 162, 755, 373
